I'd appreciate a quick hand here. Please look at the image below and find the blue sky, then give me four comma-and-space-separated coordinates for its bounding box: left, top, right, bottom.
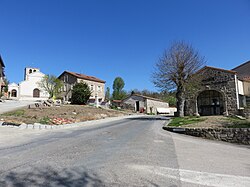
0, 0, 250, 92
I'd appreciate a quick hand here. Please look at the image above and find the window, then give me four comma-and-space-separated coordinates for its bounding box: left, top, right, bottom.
97, 86, 101, 92
91, 85, 94, 91
64, 75, 68, 83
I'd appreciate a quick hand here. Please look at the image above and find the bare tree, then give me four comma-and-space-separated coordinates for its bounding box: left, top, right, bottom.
152, 41, 205, 117
39, 75, 63, 99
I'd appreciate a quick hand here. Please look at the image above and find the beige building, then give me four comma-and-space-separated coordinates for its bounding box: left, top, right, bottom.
58, 71, 106, 103
122, 94, 175, 114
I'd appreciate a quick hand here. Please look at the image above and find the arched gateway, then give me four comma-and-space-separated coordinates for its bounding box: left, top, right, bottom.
197, 90, 224, 116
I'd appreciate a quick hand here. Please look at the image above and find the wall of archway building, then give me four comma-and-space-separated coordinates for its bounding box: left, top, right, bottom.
185, 64, 250, 117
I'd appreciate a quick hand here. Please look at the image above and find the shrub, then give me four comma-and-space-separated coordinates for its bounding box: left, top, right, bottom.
71, 82, 92, 105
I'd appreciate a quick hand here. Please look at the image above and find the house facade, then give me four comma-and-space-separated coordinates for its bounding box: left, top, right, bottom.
0, 55, 6, 95
58, 71, 106, 102
122, 94, 172, 114
185, 61, 250, 117
8, 67, 49, 100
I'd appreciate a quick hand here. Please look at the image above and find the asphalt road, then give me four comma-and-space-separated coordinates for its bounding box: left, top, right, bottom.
0, 100, 36, 114
0, 116, 249, 187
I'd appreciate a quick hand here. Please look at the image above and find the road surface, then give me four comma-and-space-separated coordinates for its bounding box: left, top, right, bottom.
0, 116, 249, 187
0, 100, 36, 114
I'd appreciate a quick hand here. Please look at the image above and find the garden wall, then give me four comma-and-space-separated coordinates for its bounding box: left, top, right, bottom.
163, 126, 250, 145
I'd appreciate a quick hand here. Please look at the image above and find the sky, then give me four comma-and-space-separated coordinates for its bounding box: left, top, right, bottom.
0, 0, 250, 92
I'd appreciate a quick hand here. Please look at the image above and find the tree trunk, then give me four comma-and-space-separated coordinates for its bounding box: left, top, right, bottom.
176, 88, 185, 117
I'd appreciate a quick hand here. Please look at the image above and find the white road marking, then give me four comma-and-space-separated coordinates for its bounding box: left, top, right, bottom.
129, 165, 250, 187
154, 140, 164, 143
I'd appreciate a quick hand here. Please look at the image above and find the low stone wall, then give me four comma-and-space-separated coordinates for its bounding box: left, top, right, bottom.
163, 126, 250, 145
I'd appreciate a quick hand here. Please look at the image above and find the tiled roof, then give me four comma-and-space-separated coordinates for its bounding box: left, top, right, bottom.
232, 60, 250, 80
123, 93, 167, 103
59, 71, 106, 83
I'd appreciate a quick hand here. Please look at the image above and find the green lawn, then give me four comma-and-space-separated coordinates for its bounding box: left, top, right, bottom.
224, 116, 250, 128
168, 116, 206, 127
1, 109, 25, 117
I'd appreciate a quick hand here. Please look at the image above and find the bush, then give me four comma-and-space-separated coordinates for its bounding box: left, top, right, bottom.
71, 82, 92, 105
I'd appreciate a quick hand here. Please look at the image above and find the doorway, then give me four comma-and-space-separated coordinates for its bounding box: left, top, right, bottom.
197, 90, 224, 116
33, 88, 40, 98
135, 101, 140, 112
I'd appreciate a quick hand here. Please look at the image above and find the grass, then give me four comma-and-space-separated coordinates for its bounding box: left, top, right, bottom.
224, 116, 250, 128
168, 116, 207, 127
39, 116, 51, 124
1, 109, 25, 117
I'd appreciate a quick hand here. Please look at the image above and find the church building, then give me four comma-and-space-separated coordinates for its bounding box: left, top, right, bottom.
8, 67, 49, 100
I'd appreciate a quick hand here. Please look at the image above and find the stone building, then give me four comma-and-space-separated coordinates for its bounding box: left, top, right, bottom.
122, 94, 171, 114
8, 67, 49, 100
185, 61, 250, 117
58, 71, 106, 103
0, 55, 6, 95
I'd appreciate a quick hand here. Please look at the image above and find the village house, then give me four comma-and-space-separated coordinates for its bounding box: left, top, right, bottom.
0, 55, 6, 95
122, 93, 176, 114
8, 67, 49, 100
58, 71, 106, 103
185, 60, 250, 117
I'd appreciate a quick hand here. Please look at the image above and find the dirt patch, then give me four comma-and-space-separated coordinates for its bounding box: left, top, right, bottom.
0, 105, 131, 125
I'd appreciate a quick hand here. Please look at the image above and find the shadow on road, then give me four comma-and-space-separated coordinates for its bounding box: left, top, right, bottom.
127, 116, 171, 121
0, 166, 103, 187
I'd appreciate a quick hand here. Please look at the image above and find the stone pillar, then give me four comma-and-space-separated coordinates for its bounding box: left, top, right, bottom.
95, 94, 99, 107
194, 97, 200, 116
224, 98, 229, 116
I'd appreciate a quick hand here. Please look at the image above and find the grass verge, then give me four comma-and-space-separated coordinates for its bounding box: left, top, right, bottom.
168, 116, 207, 127
224, 116, 250, 128
1, 109, 25, 117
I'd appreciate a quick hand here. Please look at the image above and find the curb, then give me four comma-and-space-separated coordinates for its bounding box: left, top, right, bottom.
163, 126, 186, 133
0, 115, 140, 130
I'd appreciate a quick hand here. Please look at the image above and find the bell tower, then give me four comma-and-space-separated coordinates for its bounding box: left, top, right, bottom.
24, 67, 40, 80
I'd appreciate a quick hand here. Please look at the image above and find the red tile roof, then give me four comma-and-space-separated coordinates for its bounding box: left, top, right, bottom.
59, 71, 106, 83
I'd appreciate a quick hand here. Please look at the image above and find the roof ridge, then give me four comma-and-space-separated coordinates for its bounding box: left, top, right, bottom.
232, 60, 250, 71
63, 71, 106, 83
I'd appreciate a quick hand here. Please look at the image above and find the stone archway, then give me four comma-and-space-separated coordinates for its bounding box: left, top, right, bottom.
11, 89, 17, 97
33, 88, 40, 98
197, 90, 225, 116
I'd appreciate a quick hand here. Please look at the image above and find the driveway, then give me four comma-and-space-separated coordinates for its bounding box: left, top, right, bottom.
0, 116, 249, 186
0, 100, 36, 114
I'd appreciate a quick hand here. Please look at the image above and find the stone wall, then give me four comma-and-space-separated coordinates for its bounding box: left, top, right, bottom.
186, 67, 238, 116
123, 95, 145, 111
164, 126, 250, 145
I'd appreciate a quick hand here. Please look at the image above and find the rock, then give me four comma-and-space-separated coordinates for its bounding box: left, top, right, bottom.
235, 115, 246, 120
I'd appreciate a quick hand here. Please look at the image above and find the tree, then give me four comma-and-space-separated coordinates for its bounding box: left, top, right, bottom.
105, 87, 110, 101
71, 82, 92, 104
152, 41, 205, 117
161, 91, 177, 107
112, 77, 127, 100
39, 75, 63, 99
3, 78, 9, 94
